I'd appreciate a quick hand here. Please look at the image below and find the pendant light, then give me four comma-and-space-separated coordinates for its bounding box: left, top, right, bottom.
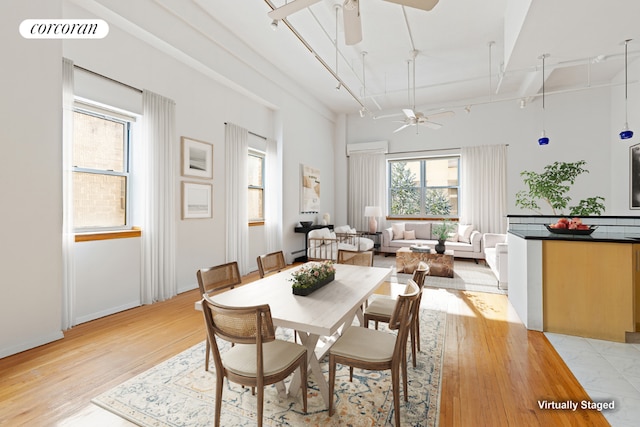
620, 39, 634, 140
538, 54, 550, 145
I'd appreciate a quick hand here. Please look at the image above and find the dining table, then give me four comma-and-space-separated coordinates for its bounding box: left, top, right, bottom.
196, 262, 391, 408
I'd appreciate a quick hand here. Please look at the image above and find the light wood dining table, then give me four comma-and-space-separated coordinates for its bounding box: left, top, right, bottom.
196, 262, 391, 408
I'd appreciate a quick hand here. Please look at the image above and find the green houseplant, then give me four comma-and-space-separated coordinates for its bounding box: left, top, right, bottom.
290, 261, 336, 296
432, 220, 457, 254
515, 160, 605, 216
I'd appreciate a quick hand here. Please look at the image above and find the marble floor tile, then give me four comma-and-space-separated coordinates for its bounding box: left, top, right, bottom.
547, 332, 640, 426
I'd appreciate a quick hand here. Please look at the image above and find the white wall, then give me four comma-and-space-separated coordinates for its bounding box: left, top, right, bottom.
0, 0, 64, 357
0, 0, 338, 357
75, 238, 141, 324
344, 86, 616, 218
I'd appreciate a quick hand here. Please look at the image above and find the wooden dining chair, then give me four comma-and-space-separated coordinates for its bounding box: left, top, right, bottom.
201, 295, 308, 427
257, 251, 287, 278
328, 280, 420, 426
196, 261, 242, 371
363, 262, 428, 367
336, 249, 374, 266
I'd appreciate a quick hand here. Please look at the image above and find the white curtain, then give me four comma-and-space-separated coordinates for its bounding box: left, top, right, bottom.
264, 137, 282, 254
225, 123, 249, 275
460, 144, 508, 234
347, 152, 387, 231
61, 58, 75, 330
140, 90, 177, 304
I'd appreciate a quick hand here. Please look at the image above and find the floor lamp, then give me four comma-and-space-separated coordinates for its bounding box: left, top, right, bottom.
364, 206, 382, 233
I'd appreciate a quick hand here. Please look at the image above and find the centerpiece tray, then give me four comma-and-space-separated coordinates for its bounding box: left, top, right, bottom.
410, 245, 431, 253
545, 225, 597, 235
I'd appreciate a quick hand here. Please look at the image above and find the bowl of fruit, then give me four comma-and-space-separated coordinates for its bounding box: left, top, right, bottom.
546, 217, 597, 235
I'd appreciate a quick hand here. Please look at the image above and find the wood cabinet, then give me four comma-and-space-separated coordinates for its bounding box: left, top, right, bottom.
542, 241, 638, 342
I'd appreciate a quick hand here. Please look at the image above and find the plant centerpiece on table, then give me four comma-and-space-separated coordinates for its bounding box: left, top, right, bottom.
515, 160, 605, 234
432, 220, 457, 254
290, 261, 336, 296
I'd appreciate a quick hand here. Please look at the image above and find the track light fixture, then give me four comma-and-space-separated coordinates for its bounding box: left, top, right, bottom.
520, 99, 526, 109
336, 82, 341, 91
343, 0, 358, 11
620, 39, 634, 140
270, 19, 278, 30
538, 54, 550, 146
359, 107, 365, 118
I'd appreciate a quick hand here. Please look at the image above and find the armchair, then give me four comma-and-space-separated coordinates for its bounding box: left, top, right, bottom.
482, 233, 508, 290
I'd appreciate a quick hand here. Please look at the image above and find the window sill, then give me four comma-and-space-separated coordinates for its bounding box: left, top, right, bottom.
75, 227, 141, 242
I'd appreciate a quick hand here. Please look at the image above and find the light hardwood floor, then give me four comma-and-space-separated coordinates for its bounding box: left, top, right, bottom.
0, 271, 609, 426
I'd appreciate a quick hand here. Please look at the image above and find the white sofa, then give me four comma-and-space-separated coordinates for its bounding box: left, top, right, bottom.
483, 233, 508, 290
307, 226, 374, 261
380, 222, 484, 261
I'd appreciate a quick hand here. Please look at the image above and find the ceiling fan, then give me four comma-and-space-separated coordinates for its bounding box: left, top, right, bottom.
392, 51, 453, 133
393, 109, 454, 133
268, 0, 440, 45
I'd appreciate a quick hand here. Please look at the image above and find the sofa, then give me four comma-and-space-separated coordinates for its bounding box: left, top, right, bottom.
380, 222, 484, 261
483, 233, 508, 289
307, 225, 374, 261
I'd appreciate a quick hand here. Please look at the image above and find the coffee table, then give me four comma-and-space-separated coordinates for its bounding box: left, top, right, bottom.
396, 247, 454, 277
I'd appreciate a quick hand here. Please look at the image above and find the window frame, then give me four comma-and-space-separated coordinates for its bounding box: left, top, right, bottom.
72, 102, 133, 232
248, 148, 265, 224
387, 155, 460, 219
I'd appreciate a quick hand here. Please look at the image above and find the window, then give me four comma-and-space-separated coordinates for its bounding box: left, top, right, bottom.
388, 156, 459, 218
248, 150, 265, 222
72, 107, 131, 230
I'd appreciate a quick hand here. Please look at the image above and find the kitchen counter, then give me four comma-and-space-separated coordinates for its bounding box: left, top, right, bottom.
509, 229, 640, 243
507, 231, 640, 342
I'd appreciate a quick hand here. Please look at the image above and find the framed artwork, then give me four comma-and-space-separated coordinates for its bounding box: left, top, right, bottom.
182, 182, 212, 219
300, 164, 320, 213
631, 143, 640, 209
181, 137, 213, 179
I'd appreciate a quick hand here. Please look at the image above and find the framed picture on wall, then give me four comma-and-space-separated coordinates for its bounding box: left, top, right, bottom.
300, 164, 320, 213
182, 182, 212, 219
631, 143, 640, 209
181, 137, 213, 179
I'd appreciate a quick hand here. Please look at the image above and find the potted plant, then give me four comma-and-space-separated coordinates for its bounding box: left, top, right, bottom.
432, 220, 457, 254
290, 261, 336, 296
515, 160, 605, 216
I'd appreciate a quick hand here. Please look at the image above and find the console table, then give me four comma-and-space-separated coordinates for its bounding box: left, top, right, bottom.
293, 224, 333, 262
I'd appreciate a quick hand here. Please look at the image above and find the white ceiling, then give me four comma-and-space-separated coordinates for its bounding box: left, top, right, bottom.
189, 0, 640, 118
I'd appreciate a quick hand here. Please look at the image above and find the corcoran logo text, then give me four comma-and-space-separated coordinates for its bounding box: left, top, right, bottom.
20, 19, 109, 39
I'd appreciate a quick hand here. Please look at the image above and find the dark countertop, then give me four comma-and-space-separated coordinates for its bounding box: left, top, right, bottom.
508, 229, 640, 243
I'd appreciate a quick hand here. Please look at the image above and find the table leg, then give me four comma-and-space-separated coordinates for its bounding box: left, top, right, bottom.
289, 332, 331, 407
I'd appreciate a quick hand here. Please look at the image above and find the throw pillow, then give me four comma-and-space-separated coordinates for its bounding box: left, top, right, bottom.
446, 231, 458, 242
404, 229, 416, 240
457, 224, 475, 243
392, 223, 405, 240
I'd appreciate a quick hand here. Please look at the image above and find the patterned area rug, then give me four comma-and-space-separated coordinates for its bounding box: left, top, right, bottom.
374, 255, 507, 295
92, 308, 446, 427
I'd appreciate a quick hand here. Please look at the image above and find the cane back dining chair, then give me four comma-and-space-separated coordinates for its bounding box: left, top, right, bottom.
201, 294, 308, 427
257, 251, 287, 278
196, 261, 242, 371
363, 262, 428, 367
328, 279, 421, 426
336, 249, 374, 266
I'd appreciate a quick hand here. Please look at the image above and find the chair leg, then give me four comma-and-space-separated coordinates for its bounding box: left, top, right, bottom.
415, 316, 421, 353
391, 366, 401, 427
401, 346, 408, 401
300, 357, 308, 412
257, 385, 264, 427
205, 338, 210, 371
349, 366, 354, 382
410, 324, 417, 368
214, 375, 224, 427
328, 355, 336, 416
